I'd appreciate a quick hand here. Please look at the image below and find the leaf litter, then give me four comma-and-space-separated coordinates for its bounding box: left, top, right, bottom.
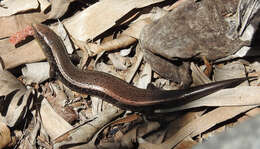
0, 0, 260, 149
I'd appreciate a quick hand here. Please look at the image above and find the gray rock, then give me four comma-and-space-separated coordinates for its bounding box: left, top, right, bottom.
193, 114, 260, 149
140, 0, 249, 61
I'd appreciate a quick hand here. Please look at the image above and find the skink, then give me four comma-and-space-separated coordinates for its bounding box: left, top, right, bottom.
32, 24, 249, 113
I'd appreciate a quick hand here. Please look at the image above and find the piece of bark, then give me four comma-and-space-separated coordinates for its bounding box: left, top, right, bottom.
140, 0, 248, 61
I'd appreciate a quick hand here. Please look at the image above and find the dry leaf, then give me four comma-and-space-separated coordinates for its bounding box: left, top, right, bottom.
21, 115, 41, 148
56, 22, 74, 54
158, 86, 260, 112
134, 63, 152, 89
0, 121, 11, 149
22, 62, 50, 84
138, 138, 163, 149
0, 13, 47, 38
0, 70, 33, 127
159, 106, 256, 149
193, 112, 260, 149
38, 0, 51, 12
125, 45, 144, 83
123, 18, 152, 39
0, 1, 259, 149
191, 62, 212, 85
48, 0, 71, 19
108, 53, 131, 70
1, 40, 45, 69
4, 88, 33, 127
0, 69, 25, 97
53, 108, 124, 148
0, 0, 38, 17
175, 137, 197, 149
85, 17, 151, 56
45, 83, 78, 124
0, 39, 14, 56
40, 98, 73, 139
64, 0, 165, 41
245, 108, 260, 117
214, 61, 246, 82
